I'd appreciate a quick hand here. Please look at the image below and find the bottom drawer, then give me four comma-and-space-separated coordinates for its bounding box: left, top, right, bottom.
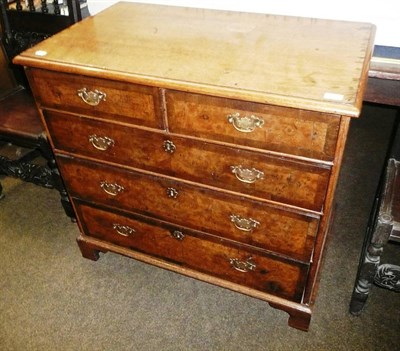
75, 202, 308, 302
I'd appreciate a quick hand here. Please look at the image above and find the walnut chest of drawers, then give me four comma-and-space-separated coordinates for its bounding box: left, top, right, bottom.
14, 2, 375, 331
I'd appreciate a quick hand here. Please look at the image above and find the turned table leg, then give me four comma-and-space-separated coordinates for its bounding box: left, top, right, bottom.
350, 198, 394, 315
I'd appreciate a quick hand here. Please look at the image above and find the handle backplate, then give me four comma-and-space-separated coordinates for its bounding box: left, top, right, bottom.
89, 134, 115, 151
166, 187, 179, 199
77, 87, 107, 106
113, 224, 135, 237
227, 112, 264, 133
230, 214, 260, 232
231, 165, 264, 184
163, 140, 176, 154
229, 257, 256, 272
100, 181, 124, 196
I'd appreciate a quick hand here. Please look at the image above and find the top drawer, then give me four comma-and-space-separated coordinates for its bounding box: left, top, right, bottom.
166, 90, 341, 161
27, 69, 163, 129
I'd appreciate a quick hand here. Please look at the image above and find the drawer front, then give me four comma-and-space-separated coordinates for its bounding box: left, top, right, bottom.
28, 69, 163, 128
46, 111, 330, 211
75, 202, 306, 302
75, 202, 183, 262
166, 90, 340, 161
58, 157, 319, 262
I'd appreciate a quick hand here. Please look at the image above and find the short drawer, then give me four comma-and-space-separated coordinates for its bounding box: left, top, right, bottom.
58, 157, 319, 262
27, 68, 163, 128
46, 111, 330, 211
75, 201, 306, 302
166, 90, 341, 161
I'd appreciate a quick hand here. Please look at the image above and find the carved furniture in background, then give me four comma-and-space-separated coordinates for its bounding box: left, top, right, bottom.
14, 3, 375, 330
0, 0, 88, 216
350, 47, 400, 315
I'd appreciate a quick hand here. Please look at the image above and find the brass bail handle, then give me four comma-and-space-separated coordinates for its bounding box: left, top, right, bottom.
227, 112, 264, 133
229, 257, 256, 272
230, 214, 260, 232
231, 165, 264, 184
113, 224, 136, 237
77, 87, 107, 106
100, 181, 124, 196
89, 135, 115, 151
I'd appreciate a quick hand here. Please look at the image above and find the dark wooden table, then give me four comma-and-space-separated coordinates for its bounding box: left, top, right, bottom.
350, 45, 400, 315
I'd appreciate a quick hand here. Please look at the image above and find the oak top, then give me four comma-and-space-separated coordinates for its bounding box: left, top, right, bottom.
14, 2, 375, 116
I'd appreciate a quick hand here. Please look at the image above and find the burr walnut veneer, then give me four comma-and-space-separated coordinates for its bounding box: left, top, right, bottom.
14, 2, 375, 331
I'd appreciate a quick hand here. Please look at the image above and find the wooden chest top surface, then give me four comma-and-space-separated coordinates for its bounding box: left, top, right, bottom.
14, 2, 375, 116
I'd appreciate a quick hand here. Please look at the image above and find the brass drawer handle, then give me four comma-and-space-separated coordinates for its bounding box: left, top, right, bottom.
166, 187, 179, 199
89, 134, 115, 151
163, 140, 176, 153
227, 112, 264, 133
77, 87, 107, 106
231, 165, 264, 184
170, 230, 185, 240
230, 214, 260, 232
229, 257, 256, 272
113, 223, 135, 237
100, 181, 124, 196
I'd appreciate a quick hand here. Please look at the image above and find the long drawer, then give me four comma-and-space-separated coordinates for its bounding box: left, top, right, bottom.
28, 69, 163, 128
46, 111, 331, 211
75, 201, 308, 302
166, 90, 341, 161
58, 156, 319, 262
